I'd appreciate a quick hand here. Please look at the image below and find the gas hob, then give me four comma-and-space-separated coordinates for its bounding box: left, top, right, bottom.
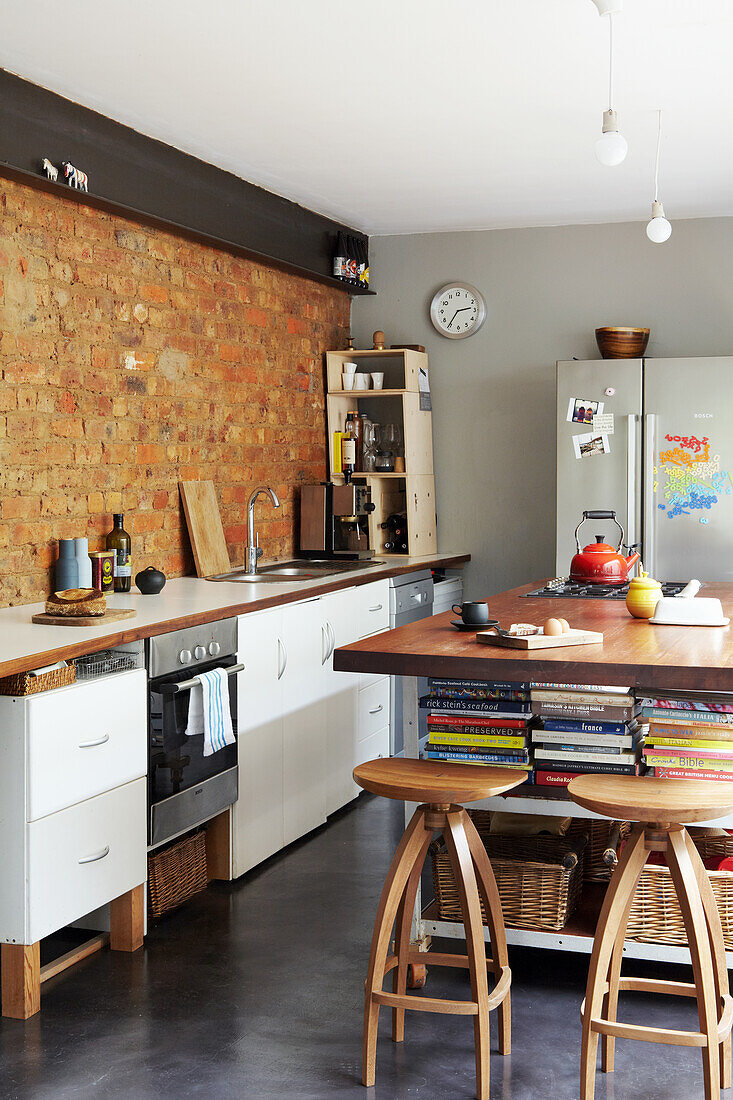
523, 579, 690, 600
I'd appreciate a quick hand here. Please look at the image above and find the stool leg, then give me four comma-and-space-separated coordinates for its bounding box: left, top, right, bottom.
464, 810, 512, 1056
445, 810, 491, 1100
685, 832, 732, 1091
580, 824, 648, 1100
392, 828, 434, 1043
668, 829, 722, 1100
363, 806, 431, 1088
601, 883, 636, 1074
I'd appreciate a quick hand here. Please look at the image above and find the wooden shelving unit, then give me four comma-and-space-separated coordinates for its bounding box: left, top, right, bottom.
325, 349, 437, 557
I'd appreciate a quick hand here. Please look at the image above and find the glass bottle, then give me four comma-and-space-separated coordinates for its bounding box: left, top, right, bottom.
105, 513, 132, 592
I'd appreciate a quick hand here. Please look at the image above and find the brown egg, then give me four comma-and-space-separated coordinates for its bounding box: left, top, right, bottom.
543, 617, 564, 636
557, 617, 570, 633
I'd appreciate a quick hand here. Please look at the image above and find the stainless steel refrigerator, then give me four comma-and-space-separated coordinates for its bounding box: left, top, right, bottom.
556, 357, 733, 582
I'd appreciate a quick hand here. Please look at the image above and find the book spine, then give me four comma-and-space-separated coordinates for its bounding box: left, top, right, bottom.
533, 759, 640, 775
533, 730, 636, 748
536, 703, 636, 720
642, 699, 733, 714
425, 750, 530, 765
428, 715, 529, 729
531, 691, 632, 706
429, 678, 530, 692
536, 743, 623, 755
643, 707, 733, 725
428, 730, 528, 748
647, 720, 733, 739
429, 741, 527, 755
420, 696, 531, 714
542, 718, 629, 735
652, 766, 733, 782
647, 736, 733, 751
644, 751, 733, 769
535, 748, 638, 765
535, 771, 575, 787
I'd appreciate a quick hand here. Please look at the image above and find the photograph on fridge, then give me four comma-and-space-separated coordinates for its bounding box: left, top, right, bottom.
573, 432, 611, 459
567, 397, 604, 424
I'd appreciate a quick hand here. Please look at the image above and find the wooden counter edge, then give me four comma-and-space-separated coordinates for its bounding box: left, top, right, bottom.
0, 553, 470, 682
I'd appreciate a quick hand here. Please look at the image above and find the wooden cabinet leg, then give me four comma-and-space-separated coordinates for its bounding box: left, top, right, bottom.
110, 883, 145, 952
2, 942, 40, 1019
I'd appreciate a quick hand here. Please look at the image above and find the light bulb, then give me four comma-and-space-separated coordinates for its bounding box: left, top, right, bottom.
646, 200, 672, 243
595, 110, 627, 166
591, 0, 623, 13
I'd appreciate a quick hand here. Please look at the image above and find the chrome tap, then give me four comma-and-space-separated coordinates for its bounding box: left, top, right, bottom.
245, 486, 281, 574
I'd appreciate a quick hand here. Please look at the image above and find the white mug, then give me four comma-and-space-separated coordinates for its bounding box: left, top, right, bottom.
342, 374, 355, 390
354, 374, 370, 390
370, 372, 384, 389
343, 362, 357, 375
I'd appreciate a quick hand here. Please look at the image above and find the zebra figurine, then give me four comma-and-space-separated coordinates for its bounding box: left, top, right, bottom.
40, 158, 58, 183
62, 161, 89, 192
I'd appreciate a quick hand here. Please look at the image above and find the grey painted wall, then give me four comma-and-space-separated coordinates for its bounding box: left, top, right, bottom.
351, 219, 733, 598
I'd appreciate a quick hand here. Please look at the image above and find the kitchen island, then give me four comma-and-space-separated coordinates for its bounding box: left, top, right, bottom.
333, 580, 733, 965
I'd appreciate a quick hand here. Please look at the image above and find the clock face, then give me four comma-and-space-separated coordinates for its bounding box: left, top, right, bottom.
430, 282, 486, 339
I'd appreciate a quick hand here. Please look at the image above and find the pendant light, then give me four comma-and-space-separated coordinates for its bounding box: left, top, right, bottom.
646, 110, 672, 243
594, 4, 628, 166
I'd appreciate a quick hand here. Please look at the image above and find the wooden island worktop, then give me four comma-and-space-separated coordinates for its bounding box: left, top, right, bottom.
334, 580, 733, 694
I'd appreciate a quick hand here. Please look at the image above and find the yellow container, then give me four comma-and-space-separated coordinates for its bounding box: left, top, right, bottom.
626, 570, 662, 619
332, 431, 344, 474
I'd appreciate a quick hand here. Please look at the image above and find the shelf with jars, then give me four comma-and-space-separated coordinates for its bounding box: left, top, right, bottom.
325, 349, 437, 557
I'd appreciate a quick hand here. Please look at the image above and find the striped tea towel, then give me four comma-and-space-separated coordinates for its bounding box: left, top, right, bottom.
185, 667, 235, 757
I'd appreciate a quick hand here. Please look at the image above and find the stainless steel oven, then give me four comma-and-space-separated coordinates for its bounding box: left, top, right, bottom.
146, 619, 241, 847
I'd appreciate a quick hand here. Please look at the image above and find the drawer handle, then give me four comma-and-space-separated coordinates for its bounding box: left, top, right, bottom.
78, 845, 110, 865
369, 604, 383, 612
78, 734, 110, 749
369, 704, 384, 715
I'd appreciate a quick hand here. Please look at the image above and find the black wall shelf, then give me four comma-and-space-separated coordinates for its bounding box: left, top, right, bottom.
0, 69, 374, 295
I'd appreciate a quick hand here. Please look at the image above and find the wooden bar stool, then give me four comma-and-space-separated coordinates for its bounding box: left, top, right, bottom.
569, 775, 733, 1100
354, 757, 527, 1100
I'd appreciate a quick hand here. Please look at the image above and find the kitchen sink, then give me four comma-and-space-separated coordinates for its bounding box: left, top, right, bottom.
207, 559, 386, 583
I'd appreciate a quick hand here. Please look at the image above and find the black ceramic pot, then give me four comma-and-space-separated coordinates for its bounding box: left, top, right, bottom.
135, 566, 166, 594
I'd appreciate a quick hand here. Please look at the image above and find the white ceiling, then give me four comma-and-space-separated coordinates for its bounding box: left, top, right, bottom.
2, 0, 732, 234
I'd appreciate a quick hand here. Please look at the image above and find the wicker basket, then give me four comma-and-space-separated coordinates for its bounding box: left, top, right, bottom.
625, 834, 733, 949
431, 828, 586, 933
568, 819, 631, 882
0, 664, 76, 696
148, 830, 208, 919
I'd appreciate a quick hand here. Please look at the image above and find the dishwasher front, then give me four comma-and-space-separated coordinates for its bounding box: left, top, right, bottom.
388, 570, 434, 756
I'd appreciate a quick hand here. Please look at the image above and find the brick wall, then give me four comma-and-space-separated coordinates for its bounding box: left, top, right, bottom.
0, 177, 350, 606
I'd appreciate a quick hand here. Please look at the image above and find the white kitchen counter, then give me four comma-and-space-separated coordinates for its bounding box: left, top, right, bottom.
0, 552, 469, 679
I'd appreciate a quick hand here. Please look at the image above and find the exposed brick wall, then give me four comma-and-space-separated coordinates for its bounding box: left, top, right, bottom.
0, 177, 350, 606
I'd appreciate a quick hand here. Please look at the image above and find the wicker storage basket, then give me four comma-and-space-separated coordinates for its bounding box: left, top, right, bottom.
0, 664, 76, 696
148, 829, 208, 919
431, 828, 586, 933
626, 834, 733, 949
568, 819, 631, 882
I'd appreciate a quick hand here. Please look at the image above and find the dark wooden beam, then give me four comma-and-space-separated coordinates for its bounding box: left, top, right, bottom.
0, 69, 372, 294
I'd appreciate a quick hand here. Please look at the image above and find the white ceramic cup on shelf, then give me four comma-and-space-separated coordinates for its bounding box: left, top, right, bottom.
354, 374, 370, 390
342, 374, 356, 390
342, 362, 357, 375
370, 372, 385, 389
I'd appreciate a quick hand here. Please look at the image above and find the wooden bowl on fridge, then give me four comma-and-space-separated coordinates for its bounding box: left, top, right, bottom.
595, 327, 650, 359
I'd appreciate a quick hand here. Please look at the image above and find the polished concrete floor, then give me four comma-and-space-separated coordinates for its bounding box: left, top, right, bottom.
0, 793, 719, 1099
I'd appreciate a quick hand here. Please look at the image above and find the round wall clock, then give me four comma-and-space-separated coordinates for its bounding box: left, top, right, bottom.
429, 282, 486, 339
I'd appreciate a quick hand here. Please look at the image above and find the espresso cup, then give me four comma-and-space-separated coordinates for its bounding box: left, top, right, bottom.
452, 601, 490, 625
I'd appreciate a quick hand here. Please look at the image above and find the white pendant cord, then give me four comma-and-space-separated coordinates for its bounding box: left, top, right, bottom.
653, 109, 662, 203
608, 13, 614, 111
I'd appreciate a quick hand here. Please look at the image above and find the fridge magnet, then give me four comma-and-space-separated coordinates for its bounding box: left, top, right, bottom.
40, 158, 58, 182
567, 398, 604, 425
62, 161, 89, 191
573, 432, 611, 459
592, 412, 614, 435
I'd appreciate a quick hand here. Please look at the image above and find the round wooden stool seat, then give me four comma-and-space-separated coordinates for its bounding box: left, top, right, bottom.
568, 773, 733, 1100
569, 774, 733, 824
354, 757, 528, 805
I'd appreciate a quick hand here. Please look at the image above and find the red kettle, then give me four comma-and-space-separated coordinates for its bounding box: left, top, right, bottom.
569, 510, 640, 585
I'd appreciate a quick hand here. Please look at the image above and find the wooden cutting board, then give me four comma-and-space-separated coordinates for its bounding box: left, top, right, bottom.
476, 627, 603, 650
179, 480, 231, 578
32, 608, 137, 627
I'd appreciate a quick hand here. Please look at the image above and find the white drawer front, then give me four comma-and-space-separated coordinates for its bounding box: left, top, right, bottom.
353, 580, 390, 638
358, 678, 390, 742
27, 778, 146, 944
26, 669, 147, 821
355, 725, 390, 768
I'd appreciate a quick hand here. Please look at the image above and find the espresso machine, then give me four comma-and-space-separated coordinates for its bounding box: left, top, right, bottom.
300, 483, 375, 559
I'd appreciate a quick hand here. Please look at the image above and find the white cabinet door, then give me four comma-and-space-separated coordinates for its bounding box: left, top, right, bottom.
233, 608, 284, 877
320, 588, 360, 815
281, 598, 328, 845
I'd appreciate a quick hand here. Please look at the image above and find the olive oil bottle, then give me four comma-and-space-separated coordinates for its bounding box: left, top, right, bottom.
105, 513, 132, 592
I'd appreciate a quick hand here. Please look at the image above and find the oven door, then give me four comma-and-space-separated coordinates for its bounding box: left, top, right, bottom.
148, 655, 239, 846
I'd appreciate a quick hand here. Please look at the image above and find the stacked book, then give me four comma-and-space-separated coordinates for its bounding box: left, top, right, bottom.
642, 696, 733, 781
530, 682, 643, 790
420, 678, 535, 782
